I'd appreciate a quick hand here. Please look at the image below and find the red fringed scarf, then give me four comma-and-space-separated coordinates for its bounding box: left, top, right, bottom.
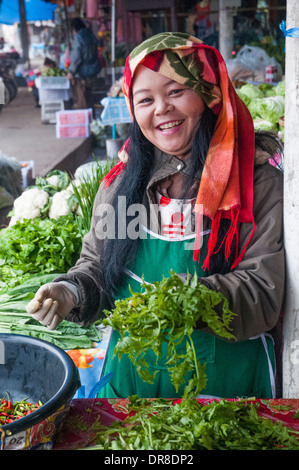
103, 32, 256, 270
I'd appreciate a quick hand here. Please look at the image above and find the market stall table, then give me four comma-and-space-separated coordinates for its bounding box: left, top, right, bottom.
53, 397, 299, 450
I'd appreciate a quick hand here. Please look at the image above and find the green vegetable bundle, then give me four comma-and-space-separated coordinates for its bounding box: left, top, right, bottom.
87, 396, 299, 450
0, 215, 84, 293
0, 274, 102, 350
103, 271, 236, 398
235, 81, 285, 138
42, 67, 67, 77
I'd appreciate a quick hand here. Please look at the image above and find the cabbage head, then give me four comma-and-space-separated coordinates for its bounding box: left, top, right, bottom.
257, 95, 285, 123
236, 90, 251, 106
238, 83, 264, 101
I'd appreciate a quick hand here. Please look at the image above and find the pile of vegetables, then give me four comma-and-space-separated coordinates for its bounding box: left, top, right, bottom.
85, 396, 299, 450
0, 396, 43, 426
235, 80, 285, 140
0, 160, 114, 292
103, 271, 236, 398
9, 169, 80, 226
0, 159, 114, 348
41, 67, 67, 77
0, 274, 103, 349
0, 215, 83, 292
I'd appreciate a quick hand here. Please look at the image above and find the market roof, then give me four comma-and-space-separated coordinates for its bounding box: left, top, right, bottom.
0, 0, 57, 25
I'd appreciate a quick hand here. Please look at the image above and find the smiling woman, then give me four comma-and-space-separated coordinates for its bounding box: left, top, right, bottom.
27, 32, 285, 401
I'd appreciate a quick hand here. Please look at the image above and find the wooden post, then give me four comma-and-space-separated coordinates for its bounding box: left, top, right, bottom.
282, 0, 299, 398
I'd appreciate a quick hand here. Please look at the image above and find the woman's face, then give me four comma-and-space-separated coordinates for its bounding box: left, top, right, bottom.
132, 65, 206, 158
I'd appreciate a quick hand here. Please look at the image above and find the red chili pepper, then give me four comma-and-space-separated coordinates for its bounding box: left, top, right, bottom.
7, 401, 12, 409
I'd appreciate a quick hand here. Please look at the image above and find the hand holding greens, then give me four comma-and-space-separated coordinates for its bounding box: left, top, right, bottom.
103, 271, 236, 398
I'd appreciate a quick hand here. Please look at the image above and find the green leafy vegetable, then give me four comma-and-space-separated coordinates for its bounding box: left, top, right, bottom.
236, 89, 250, 106
0, 274, 102, 350
258, 83, 276, 97
255, 95, 285, 123
238, 83, 264, 101
103, 271, 236, 398
86, 397, 299, 450
235, 81, 285, 136
0, 215, 85, 293
71, 158, 115, 233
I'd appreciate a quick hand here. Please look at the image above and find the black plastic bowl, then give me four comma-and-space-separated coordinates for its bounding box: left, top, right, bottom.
0, 333, 80, 437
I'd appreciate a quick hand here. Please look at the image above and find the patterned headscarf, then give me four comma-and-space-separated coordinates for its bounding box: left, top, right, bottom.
104, 32, 256, 270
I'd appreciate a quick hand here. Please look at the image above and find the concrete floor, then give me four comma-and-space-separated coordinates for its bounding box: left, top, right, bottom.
0, 87, 95, 179
0, 86, 109, 227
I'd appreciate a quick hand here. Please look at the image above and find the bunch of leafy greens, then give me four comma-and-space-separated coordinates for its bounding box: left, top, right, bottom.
86, 396, 299, 450
0, 214, 84, 293
103, 271, 236, 398
0, 274, 102, 349
235, 81, 285, 137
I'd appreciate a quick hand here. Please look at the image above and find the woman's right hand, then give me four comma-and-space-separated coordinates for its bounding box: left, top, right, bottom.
26, 283, 77, 330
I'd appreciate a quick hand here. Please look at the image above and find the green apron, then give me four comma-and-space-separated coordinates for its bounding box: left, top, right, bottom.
100, 226, 276, 399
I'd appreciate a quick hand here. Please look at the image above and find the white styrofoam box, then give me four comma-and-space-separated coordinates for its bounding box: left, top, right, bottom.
56, 124, 90, 138
38, 87, 72, 103
35, 76, 70, 89
56, 108, 92, 126
42, 101, 65, 124
55, 109, 92, 138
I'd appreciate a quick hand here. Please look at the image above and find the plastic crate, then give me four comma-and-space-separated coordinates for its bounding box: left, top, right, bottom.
100, 97, 132, 125
38, 87, 72, 103
42, 101, 64, 124
36, 76, 70, 89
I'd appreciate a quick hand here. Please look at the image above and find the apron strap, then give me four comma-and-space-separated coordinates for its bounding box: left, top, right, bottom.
250, 333, 276, 398
124, 268, 154, 286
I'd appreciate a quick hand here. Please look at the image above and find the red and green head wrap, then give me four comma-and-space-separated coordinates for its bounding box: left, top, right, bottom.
104, 32, 256, 270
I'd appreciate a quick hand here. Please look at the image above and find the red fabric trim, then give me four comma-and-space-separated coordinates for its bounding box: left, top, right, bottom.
102, 161, 126, 188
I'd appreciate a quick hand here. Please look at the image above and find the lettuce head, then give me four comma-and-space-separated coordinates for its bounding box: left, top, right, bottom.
236, 89, 251, 106
257, 95, 285, 123
238, 83, 264, 101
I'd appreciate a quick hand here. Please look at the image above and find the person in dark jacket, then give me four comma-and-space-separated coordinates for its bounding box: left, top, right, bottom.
67, 18, 101, 109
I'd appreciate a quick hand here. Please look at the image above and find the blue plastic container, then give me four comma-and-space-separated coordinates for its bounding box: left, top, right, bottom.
0, 333, 80, 449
